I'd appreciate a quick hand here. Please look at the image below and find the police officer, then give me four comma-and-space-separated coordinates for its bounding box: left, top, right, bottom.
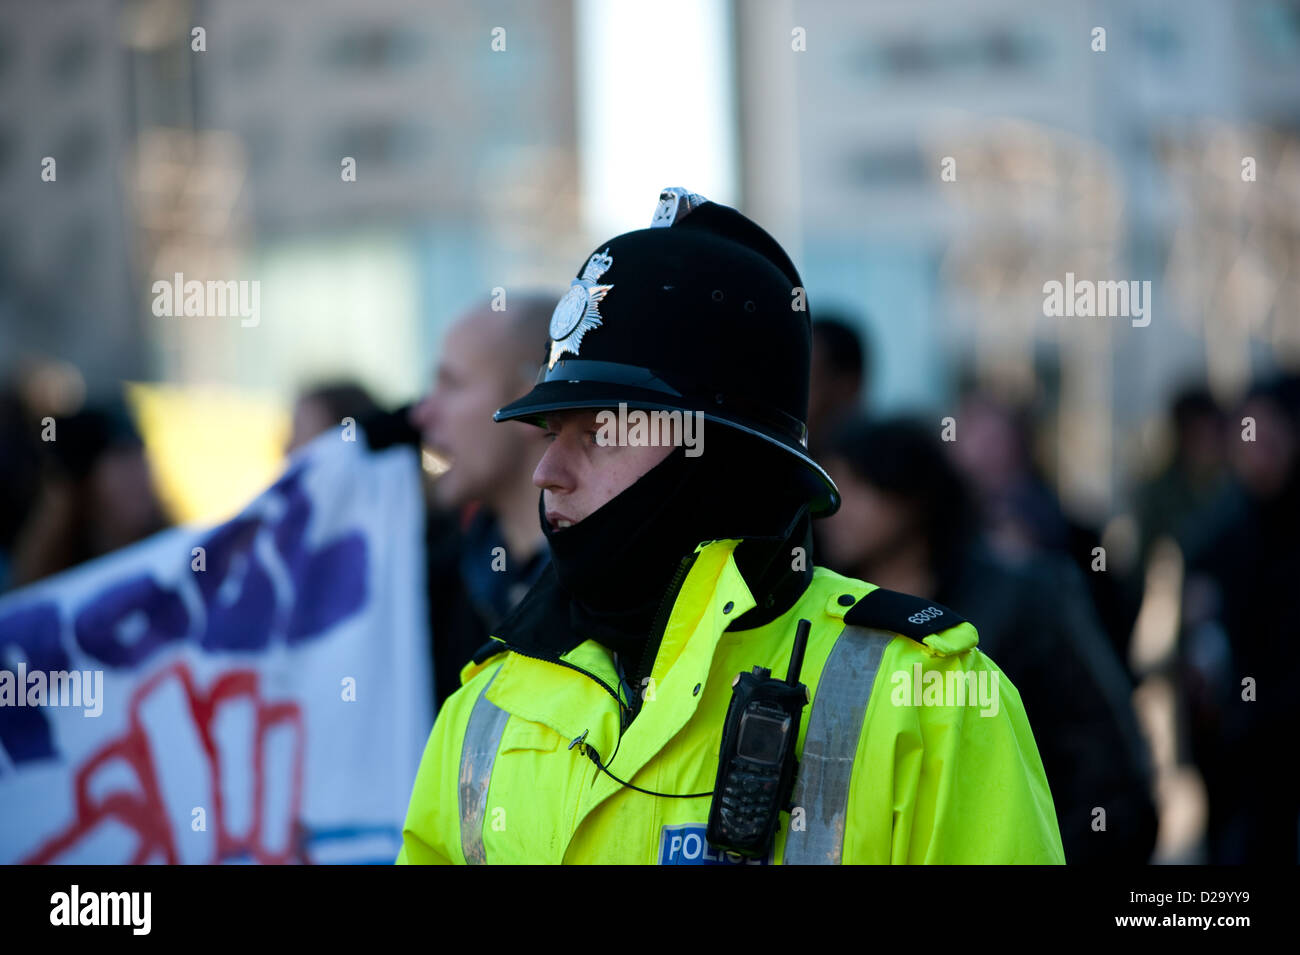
396, 188, 1065, 864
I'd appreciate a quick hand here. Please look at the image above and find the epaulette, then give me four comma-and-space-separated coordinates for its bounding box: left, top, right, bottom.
458, 637, 510, 688
470, 637, 508, 666
843, 587, 966, 642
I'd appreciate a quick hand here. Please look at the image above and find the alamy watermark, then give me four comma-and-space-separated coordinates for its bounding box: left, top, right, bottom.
594, 402, 704, 457
0, 664, 103, 717
50, 885, 150, 935
889, 663, 1000, 717
151, 272, 260, 327
1042, 272, 1151, 327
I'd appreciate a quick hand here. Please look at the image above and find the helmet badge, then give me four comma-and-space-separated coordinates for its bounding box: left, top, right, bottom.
650, 187, 706, 228
548, 248, 614, 369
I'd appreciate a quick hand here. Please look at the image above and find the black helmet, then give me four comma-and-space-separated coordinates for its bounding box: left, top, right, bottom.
494, 187, 840, 516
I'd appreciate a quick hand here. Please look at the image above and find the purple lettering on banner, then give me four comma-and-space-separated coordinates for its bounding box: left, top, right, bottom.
271, 470, 310, 561
270, 470, 369, 644
286, 535, 367, 643
0, 451, 375, 769
194, 517, 276, 652
74, 574, 189, 667
0, 602, 68, 767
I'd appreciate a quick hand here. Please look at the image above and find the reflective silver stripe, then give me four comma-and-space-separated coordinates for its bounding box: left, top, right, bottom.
458, 670, 510, 865
783, 624, 891, 865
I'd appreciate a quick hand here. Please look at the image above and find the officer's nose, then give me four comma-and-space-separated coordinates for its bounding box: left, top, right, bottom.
533, 436, 575, 495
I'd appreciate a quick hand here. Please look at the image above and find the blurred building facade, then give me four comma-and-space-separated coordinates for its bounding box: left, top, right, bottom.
2, 0, 583, 406
738, 0, 1300, 519
0, 0, 140, 390
3, 0, 1299, 509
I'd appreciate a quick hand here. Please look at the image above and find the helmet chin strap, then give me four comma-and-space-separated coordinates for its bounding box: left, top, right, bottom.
729, 498, 813, 625
761, 499, 812, 577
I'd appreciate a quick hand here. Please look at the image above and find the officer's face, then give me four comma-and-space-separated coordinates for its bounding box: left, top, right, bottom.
534, 408, 674, 529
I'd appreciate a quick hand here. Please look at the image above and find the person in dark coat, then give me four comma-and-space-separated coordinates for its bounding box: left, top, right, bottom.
1179, 376, 1300, 863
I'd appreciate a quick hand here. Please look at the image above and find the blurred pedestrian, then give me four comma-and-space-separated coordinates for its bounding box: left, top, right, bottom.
807, 312, 868, 456
286, 380, 381, 455
0, 386, 42, 592
403, 297, 554, 709
1179, 375, 1300, 863
9, 400, 169, 587
1133, 385, 1229, 571
950, 388, 1140, 666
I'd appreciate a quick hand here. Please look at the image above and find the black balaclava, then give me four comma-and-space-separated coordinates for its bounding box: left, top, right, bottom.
494, 423, 813, 695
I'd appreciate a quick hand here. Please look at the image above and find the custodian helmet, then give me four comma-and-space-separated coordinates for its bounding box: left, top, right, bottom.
493, 187, 840, 516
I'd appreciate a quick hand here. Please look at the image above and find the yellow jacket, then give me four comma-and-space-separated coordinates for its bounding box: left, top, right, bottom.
397, 538, 1065, 864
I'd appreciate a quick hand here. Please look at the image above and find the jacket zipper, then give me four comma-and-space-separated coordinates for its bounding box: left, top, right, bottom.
628, 551, 699, 720
494, 550, 701, 734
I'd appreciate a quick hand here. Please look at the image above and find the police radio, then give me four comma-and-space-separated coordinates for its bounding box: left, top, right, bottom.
706, 619, 811, 859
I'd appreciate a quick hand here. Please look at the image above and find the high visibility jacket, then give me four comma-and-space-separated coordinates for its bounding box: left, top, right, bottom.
396, 538, 1065, 864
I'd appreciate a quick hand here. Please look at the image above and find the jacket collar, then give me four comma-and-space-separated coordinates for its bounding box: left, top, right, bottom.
484, 538, 757, 758
725, 513, 814, 631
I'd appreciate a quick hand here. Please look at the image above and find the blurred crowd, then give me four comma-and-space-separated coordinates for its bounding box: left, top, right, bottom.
809, 320, 1299, 866
3, 304, 1297, 866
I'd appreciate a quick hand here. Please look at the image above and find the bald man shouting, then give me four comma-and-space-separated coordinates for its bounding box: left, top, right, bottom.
408, 297, 554, 708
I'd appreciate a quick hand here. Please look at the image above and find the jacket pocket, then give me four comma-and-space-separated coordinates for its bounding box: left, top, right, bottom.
499, 717, 561, 753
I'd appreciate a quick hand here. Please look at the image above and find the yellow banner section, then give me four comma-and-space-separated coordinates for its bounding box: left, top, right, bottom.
125, 383, 288, 525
